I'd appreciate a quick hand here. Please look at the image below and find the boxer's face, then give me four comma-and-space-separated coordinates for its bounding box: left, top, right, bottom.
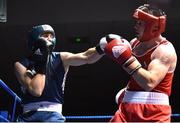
134, 20, 145, 40
41, 32, 54, 42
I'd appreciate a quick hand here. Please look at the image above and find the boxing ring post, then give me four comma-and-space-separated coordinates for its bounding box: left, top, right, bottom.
0, 79, 21, 122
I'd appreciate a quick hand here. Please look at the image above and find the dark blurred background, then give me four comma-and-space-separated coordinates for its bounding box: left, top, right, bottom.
0, 0, 180, 121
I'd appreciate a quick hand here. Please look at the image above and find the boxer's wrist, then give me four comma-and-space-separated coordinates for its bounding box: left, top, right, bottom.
95, 44, 104, 55
122, 56, 142, 75
26, 69, 37, 78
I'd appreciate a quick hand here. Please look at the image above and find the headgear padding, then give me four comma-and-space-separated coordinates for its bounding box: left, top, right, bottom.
133, 5, 166, 42
27, 24, 56, 52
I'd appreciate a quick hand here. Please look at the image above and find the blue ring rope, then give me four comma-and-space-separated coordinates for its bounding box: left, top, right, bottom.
65, 115, 112, 119
65, 114, 180, 119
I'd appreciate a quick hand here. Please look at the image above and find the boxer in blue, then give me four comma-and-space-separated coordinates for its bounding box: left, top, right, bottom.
14, 24, 104, 122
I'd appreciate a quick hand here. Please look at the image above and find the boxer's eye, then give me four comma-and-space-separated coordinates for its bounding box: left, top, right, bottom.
41, 32, 54, 39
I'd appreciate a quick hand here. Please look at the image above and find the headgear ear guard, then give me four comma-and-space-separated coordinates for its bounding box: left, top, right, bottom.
133, 4, 166, 42
27, 24, 56, 52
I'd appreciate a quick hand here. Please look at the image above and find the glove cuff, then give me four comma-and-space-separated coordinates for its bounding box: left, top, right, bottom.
122, 56, 142, 75
95, 44, 104, 55
26, 69, 37, 78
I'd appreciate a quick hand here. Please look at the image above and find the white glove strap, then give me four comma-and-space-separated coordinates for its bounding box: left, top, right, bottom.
99, 37, 108, 51
123, 56, 142, 75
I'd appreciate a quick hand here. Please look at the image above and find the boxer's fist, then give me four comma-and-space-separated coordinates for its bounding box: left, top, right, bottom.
105, 34, 123, 42
37, 37, 54, 55
29, 54, 47, 74
104, 38, 132, 65
96, 34, 123, 55
104, 36, 141, 75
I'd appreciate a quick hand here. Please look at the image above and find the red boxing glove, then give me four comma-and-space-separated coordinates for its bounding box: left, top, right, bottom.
104, 38, 132, 65
104, 37, 141, 75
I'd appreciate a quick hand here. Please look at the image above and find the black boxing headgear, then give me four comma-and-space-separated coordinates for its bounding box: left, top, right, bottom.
27, 24, 56, 52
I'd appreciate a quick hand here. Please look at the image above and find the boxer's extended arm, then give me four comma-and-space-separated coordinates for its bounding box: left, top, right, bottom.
14, 61, 45, 97
60, 47, 103, 67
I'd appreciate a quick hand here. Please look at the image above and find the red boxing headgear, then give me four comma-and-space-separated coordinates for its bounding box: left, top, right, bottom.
133, 7, 166, 42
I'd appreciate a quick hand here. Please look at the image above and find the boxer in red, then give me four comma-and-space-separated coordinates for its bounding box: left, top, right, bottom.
98, 4, 177, 122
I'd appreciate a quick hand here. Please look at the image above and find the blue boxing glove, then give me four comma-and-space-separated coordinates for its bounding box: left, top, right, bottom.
30, 53, 48, 74
27, 37, 54, 75
26, 53, 47, 76
36, 37, 55, 56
